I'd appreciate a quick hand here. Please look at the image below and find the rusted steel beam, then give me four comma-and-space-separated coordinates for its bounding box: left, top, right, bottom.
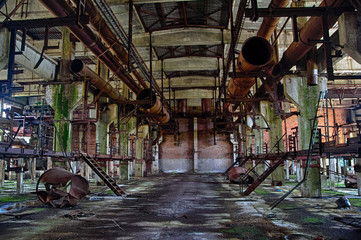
39, 0, 141, 94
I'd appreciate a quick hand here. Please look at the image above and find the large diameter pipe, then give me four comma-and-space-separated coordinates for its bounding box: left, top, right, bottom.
73, 0, 148, 89
136, 89, 170, 124
70, 59, 125, 103
277, 0, 347, 73
39, 0, 141, 94
257, 0, 290, 40
227, 37, 273, 98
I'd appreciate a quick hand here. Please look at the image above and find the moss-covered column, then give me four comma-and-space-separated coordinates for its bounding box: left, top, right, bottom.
0, 160, 5, 187
119, 85, 136, 180
50, 28, 81, 167
16, 158, 24, 194
329, 157, 336, 189
254, 114, 266, 175
285, 76, 324, 197
135, 125, 147, 177
356, 158, 361, 196
262, 101, 285, 185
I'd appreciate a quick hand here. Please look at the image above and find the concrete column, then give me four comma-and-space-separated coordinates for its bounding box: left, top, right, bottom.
135, 137, 144, 177
152, 144, 159, 173
254, 119, 265, 175
285, 160, 290, 180
262, 101, 285, 186
285, 75, 325, 197
337, 158, 342, 182
193, 117, 198, 172
0, 160, 5, 187
30, 158, 36, 183
291, 160, 295, 175
329, 157, 336, 189
322, 157, 327, 176
17, 158, 24, 194
351, 159, 355, 174
47, 157, 52, 170
296, 161, 302, 182
343, 159, 348, 176
51, 27, 79, 155
119, 162, 130, 180
356, 158, 361, 196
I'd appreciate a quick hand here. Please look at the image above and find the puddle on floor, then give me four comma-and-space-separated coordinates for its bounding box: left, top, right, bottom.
0, 203, 15, 213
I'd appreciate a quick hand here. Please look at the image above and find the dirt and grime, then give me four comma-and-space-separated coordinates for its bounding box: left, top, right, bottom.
0, 174, 360, 239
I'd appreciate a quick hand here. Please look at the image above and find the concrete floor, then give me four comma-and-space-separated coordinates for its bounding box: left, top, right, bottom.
0, 174, 361, 239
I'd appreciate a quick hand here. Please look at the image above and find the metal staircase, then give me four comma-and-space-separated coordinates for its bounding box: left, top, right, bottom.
243, 153, 289, 196
80, 152, 125, 196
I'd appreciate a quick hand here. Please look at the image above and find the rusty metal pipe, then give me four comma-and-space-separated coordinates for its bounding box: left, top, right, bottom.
70, 59, 126, 103
72, 0, 148, 89
277, 0, 348, 74
38, 0, 141, 94
227, 36, 273, 98
257, 0, 290, 40
137, 89, 170, 124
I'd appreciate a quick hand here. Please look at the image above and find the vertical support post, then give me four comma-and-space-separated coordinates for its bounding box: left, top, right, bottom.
0, 160, 5, 187
330, 157, 336, 189
168, 77, 171, 113
221, 29, 226, 109
7, 28, 17, 94
322, 14, 334, 80
161, 59, 164, 114
193, 117, 198, 172
16, 158, 24, 194
149, 31, 153, 98
292, 16, 299, 42
128, 0, 133, 72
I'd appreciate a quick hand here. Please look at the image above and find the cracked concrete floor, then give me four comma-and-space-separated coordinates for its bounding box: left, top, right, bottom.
0, 174, 360, 239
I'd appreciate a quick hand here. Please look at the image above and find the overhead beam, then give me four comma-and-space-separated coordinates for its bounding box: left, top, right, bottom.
156, 76, 217, 88
108, 0, 200, 4
168, 89, 213, 99
133, 28, 231, 47
3, 16, 89, 29
328, 88, 361, 99
245, 7, 354, 18
151, 57, 218, 72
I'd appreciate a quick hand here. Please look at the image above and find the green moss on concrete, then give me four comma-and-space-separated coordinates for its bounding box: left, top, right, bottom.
254, 188, 269, 195
222, 226, 270, 239
302, 216, 326, 224
321, 189, 344, 196
349, 198, 361, 207
52, 84, 80, 152
0, 195, 33, 203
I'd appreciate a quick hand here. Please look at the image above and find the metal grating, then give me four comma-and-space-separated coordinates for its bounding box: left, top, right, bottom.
136, 0, 230, 80
136, 0, 230, 32
166, 70, 219, 79
27, 27, 62, 40
155, 45, 222, 59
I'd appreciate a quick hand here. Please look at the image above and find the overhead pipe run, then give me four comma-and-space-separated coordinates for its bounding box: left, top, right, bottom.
39, 0, 141, 94
136, 89, 170, 124
227, 36, 273, 98
257, 0, 290, 40
276, 0, 349, 76
71, 0, 148, 89
70, 59, 126, 103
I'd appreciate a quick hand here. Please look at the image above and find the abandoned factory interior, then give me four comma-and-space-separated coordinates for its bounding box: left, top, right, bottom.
1, 0, 361, 239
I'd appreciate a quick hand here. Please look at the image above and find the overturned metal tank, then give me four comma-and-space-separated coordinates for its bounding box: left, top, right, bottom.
137, 88, 170, 124
228, 167, 254, 184
36, 168, 89, 207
